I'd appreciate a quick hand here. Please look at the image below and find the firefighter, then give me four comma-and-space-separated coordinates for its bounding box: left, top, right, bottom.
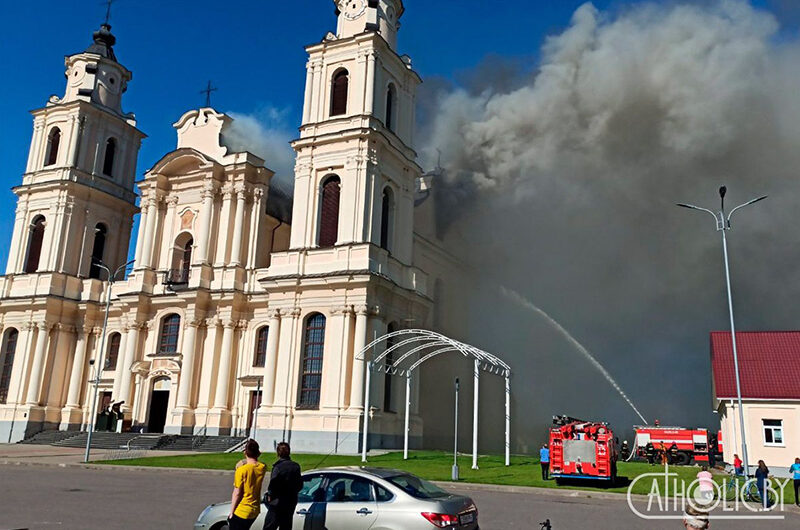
645, 442, 656, 465
669, 443, 679, 465
659, 441, 668, 465
620, 440, 630, 460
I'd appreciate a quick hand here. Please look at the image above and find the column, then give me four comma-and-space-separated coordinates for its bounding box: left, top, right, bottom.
365, 50, 376, 115
195, 182, 215, 265
309, 61, 322, 121
246, 187, 264, 269
65, 327, 91, 408
175, 319, 199, 409
25, 120, 44, 173
133, 194, 150, 268
6, 203, 28, 274
349, 306, 369, 411
230, 184, 247, 266
140, 196, 159, 268
261, 310, 282, 406
212, 320, 237, 410
117, 323, 141, 408
66, 115, 80, 166
302, 61, 314, 124
111, 328, 129, 400
7, 323, 35, 405
214, 185, 234, 266
25, 322, 51, 406
160, 197, 179, 270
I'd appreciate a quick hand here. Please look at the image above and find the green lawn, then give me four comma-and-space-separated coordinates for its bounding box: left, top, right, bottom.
99, 450, 728, 497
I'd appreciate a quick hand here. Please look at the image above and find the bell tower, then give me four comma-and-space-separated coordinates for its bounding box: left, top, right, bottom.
288, 0, 421, 265
6, 23, 145, 278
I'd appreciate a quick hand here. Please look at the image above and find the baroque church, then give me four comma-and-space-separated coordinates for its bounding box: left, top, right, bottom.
0, 0, 462, 452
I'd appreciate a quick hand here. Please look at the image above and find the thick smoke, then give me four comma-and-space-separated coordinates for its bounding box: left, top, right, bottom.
223, 107, 296, 185
417, 1, 800, 451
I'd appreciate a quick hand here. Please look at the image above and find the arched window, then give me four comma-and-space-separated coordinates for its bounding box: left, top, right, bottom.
380, 187, 394, 251
88, 223, 107, 279
384, 322, 397, 412
0, 328, 19, 404
158, 314, 181, 355
104, 332, 121, 371
385, 84, 397, 131
102, 138, 116, 177
319, 176, 341, 248
45, 127, 61, 166
181, 237, 193, 280
298, 313, 325, 409
254, 326, 269, 368
330, 69, 349, 117
24, 215, 46, 274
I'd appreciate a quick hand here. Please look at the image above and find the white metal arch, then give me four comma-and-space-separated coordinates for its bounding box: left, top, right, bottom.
356, 329, 511, 467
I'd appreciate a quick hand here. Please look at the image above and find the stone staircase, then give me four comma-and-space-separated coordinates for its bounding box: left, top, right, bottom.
20, 430, 246, 453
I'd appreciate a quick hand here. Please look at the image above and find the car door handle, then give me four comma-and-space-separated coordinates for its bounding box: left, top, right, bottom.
356, 508, 373, 515
296, 509, 310, 516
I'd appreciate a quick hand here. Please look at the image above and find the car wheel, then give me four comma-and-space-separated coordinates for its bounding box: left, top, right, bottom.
676, 452, 691, 466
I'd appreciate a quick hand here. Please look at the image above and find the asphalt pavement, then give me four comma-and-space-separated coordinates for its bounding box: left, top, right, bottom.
0, 463, 798, 529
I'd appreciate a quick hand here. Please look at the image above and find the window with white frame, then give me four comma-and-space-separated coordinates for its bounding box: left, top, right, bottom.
762, 419, 784, 446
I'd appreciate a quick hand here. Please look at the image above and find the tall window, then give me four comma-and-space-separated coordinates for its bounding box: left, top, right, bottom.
298, 313, 326, 409
89, 223, 107, 279
319, 176, 341, 248
102, 138, 116, 176
24, 216, 46, 274
762, 419, 784, 446
384, 323, 397, 412
254, 326, 269, 368
331, 69, 349, 116
104, 332, 121, 370
158, 314, 181, 355
181, 238, 193, 279
45, 127, 61, 166
0, 329, 19, 404
385, 84, 397, 131
380, 187, 394, 251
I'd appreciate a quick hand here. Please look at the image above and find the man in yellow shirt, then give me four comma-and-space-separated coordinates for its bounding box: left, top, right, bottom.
228, 439, 267, 529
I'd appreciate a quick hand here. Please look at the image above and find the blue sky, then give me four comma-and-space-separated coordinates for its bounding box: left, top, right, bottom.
0, 0, 795, 268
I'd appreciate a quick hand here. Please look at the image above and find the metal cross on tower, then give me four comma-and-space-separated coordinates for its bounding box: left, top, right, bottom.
200, 81, 218, 108
102, 0, 116, 24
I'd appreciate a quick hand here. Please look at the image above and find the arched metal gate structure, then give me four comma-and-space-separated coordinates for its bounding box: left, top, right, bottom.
356, 330, 512, 467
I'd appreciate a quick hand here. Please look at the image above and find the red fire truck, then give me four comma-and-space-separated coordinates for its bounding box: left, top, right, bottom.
549, 415, 618, 483
633, 425, 721, 465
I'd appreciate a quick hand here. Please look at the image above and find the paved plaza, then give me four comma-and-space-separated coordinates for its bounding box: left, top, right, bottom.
0, 457, 798, 529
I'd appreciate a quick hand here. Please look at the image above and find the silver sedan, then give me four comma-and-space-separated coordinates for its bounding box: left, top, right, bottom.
194, 466, 479, 530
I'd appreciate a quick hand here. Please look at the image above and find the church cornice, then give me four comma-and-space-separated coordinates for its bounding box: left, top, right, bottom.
31, 98, 145, 134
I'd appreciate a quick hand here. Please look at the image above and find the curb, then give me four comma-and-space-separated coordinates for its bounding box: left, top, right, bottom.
432, 480, 652, 502
0, 459, 232, 476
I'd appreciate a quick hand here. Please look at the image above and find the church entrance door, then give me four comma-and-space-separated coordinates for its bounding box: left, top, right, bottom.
147, 377, 171, 433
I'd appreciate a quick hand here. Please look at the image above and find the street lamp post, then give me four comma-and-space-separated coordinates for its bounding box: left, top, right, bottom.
677, 186, 766, 476
84, 258, 135, 463
452, 377, 460, 481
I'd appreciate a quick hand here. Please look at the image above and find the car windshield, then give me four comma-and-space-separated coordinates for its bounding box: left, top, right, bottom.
386, 474, 449, 499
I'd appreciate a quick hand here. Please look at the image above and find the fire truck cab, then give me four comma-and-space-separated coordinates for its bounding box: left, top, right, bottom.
549, 415, 618, 483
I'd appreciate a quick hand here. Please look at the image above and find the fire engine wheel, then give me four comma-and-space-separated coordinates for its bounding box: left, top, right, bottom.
675, 452, 691, 466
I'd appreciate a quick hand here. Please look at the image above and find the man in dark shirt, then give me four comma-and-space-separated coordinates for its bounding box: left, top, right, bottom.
263, 442, 302, 530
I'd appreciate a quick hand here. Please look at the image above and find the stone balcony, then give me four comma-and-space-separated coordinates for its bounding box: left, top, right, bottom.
260, 243, 428, 296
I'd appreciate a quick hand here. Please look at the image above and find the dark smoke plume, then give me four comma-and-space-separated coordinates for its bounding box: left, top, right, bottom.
416, 1, 800, 452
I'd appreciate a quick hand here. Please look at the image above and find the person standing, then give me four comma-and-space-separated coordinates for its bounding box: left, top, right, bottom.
789, 457, 800, 506
754, 460, 770, 509
732, 454, 744, 477
669, 443, 679, 465
263, 442, 303, 530
539, 444, 550, 481
228, 440, 267, 530
645, 442, 655, 465
695, 465, 715, 505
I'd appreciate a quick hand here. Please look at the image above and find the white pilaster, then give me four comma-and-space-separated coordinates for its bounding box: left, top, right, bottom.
64, 326, 91, 408
230, 184, 247, 266
195, 182, 216, 265
349, 306, 369, 411
212, 320, 237, 410
261, 310, 282, 407
25, 322, 51, 405
214, 185, 233, 266
175, 319, 200, 409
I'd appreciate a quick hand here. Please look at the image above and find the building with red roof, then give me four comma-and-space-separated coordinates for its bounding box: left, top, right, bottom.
711, 331, 800, 475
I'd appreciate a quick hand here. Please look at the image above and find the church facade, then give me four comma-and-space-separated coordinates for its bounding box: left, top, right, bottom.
0, 0, 459, 453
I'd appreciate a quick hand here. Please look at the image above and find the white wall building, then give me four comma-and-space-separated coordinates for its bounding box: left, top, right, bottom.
0, 0, 462, 453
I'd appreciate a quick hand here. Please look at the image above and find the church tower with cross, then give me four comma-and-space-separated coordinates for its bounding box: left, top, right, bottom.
0, 17, 145, 440
5, 21, 144, 280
